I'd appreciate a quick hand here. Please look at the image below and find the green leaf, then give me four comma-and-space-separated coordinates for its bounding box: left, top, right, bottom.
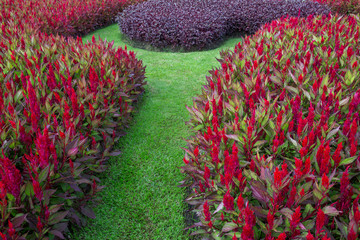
221, 222, 238, 233
323, 206, 341, 216
14, 90, 23, 102
48, 211, 69, 225
339, 156, 357, 166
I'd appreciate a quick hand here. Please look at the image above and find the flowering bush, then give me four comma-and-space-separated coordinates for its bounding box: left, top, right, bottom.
117, 0, 329, 50
313, 0, 360, 15
181, 14, 360, 239
2, 0, 141, 38
0, 9, 145, 240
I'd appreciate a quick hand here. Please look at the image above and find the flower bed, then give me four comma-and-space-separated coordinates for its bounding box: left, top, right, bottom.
182, 14, 360, 239
2, 0, 141, 37
0, 0, 146, 238
313, 0, 360, 15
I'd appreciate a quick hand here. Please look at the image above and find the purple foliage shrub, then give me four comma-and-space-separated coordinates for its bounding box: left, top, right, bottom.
117, 0, 330, 50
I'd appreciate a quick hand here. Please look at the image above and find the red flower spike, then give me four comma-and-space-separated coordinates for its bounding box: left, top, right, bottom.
274, 167, 282, 187
332, 142, 343, 168
340, 167, 350, 194
237, 194, 244, 210
350, 119, 358, 141
203, 201, 211, 221
69, 159, 74, 174
32, 179, 43, 202
300, 188, 305, 197
352, 61, 358, 68
204, 164, 210, 180
223, 191, 234, 211
241, 222, 254, 240
350, 141, 357, 157
321, 235, 330, 240
298, 74, 303, 84
37, 216, 43, 233
232, 233, 237, 240
277, 233, 286, 240
316, 208, 326, 234
208, 220, 213, 228
290, 206, 301, 231
321, 173, 329, 189
348, 227, 357, 240
205, 101, 210, 113
183, 157, 189, 164
221, 212, 224, 221
306, 231, 315, 240
199, 181, 205, 193
194, 146, 199, 157
8, 220, 15, 237
267, 210, 274, 230
320, 144, 330, 175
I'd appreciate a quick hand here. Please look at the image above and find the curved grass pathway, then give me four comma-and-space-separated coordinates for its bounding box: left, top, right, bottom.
73, 24, 243, 240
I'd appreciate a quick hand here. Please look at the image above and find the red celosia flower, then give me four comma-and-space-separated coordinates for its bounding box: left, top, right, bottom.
267, 210, 274, 230
37, 216, 43, 233
241, 222, 254, 240
205, 101, 210, 113
32, 179, 43, 201
203, 201, 211, 221
300, 188, 305, 197
316, 208, 326, 234
295, 157, 303, 177
223, 191, 234, 211
199, 181, 205, 192
321, 173, 329, 189
321, 235, 330, 240
306, 230, 314, 240
350, 140, 357, 157
8, 220, 15, 237
290, 206, 301, 231
183, 157, 189, 164
194, 146, 199, 157
0, 156, 22, 200
274, 167, 282, 187
208, 220, 213, 228
349, 119, 357, 141
352, 61, 358, 68
298, 74, 303, 84
340, 167, 350, 194
69, 159, 74, 174
45, 205, 50, 221
237, 194, 244, 210
332, 142, 343, 168
348, 227, 358, 240
287, 185, 297, 208
204, 164, 210, 180
277, 233, 286, 240
303, 157, 311, 175
320, 144, 330, 175
232, 233, 237, 240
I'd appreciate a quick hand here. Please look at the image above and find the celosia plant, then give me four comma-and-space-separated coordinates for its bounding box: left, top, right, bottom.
181, 14, 359, 239
1, 0, 141, 38
117, 0, 329, 50
0, 16, 145, 240
313, 0, 360, 15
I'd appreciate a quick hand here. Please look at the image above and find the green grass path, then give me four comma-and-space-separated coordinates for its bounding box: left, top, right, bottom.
73, 24, 242, 240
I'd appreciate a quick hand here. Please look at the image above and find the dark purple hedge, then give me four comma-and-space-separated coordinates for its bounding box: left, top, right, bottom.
117, 0, 330, 50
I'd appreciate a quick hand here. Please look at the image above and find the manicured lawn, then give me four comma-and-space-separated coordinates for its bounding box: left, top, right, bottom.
72, 24, 243, 240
